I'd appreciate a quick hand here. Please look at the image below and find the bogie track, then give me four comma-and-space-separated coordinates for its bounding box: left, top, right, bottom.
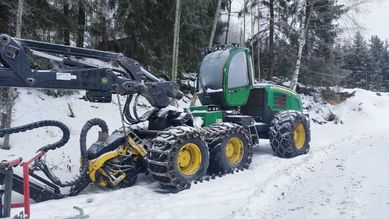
147, 123, 254, 192
204, 123, 253, 174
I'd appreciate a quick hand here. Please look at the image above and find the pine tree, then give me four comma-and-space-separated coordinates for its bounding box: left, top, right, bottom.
368, 35, 384, 91
0, 1, 13, 34
381, 41, 389, 91
76, 0, 86, 47
344, 32, 370, 89
300, 0, 346, 86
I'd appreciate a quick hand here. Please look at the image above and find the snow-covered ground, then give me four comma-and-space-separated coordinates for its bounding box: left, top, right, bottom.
2, 88, 389, 219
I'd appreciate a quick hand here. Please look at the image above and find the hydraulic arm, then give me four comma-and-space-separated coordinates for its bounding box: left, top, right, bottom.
0, 33, 183, 109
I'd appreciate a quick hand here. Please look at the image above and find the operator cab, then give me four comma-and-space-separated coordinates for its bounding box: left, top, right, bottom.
195, 46, 302, 126
197, 46, 255, 110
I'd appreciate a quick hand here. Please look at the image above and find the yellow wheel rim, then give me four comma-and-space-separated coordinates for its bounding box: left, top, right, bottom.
177, 143, 202, 176
294, 123, 306, 150
225, 137, 244, 164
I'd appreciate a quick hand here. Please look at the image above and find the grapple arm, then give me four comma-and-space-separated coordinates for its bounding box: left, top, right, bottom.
0, 34, 182, 107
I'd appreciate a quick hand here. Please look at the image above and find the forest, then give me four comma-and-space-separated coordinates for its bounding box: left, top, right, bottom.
0, 0, 388, 91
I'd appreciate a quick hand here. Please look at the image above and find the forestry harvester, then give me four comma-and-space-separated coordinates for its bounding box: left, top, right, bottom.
0, 34, 310, 217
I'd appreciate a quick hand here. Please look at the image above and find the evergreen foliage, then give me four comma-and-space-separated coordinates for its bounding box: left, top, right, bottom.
343, 33, 388, 91
0, 0, 388, 91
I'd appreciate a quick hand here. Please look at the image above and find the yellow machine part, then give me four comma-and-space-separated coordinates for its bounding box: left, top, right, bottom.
293, 123, 306, 150
127, 136, 147, 157
88, 147, 124, 184
177, 143, 202, 176
225, 137, 244, 164
88, 136, 147, 187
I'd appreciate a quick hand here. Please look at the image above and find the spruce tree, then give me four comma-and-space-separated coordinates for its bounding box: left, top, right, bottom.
368, 35, 384, 91
344, 32, 369, 89
381, 41, 389, 91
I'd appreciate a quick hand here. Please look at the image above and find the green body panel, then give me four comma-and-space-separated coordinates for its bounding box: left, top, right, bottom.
190, 85, 303, 128
193, 46, 303, 128
224, 87, 251, 107
223, 48, 253, 107
190, 106, 223, 127
263, 84, 303, 112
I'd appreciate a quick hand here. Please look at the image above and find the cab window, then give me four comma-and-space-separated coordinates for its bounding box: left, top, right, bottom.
228, 52, 249, 89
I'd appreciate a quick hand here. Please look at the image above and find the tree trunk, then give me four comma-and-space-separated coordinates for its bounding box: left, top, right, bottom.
224, 0, 231, 44
63, 1, 70, 45
209, 0, 222, 48
242, 0, 246, 46
16, 0, 24, 38
256, 0, 261, 81
172, 0, 182, 82
1, 113, 9, 149
1, 0, 24, 149
251, 3, 254, 38
1, 90, 15, 149
303, 0, 313, 55
290, 0, 314, 91
240, 28, 243, 45
100, 16, 108, 50
250, 5, 254, 63
268, 0, 274, 80
77, 0, 85, 47
98, 0, 109, 50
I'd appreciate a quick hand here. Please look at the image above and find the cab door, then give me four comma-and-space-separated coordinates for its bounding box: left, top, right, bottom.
223, 49, 253, 107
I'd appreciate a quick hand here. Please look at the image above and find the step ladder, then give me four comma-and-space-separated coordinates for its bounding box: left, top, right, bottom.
248, 123, 260, 146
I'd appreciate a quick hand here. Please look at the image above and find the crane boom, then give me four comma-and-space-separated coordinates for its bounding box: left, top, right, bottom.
0, 34, 182, 107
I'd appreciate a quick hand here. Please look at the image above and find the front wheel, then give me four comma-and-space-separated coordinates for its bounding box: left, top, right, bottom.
147, 126, 209, 191
269, 111, 310, 158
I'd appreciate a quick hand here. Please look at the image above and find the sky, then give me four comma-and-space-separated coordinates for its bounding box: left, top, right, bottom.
352, 0, 389, 40
230, 0, 389, 41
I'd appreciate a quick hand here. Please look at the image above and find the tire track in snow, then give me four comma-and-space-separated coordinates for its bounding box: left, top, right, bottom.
229, 132, 389, 219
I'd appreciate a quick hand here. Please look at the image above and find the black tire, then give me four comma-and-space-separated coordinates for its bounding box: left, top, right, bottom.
147, 126, 209, 192
205, 123, 253, 174
269, 110, 310, 158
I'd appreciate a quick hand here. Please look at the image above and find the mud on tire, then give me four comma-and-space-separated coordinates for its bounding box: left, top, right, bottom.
269, 110, 310, 158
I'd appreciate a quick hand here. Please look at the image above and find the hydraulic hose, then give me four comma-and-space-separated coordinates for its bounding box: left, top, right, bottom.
123, 94, 139, 124
34, 118, 109, 196
0, 118, 109, 196
123, 94, 156, 124
78, 118, 109, 183
0, 120, 70, 152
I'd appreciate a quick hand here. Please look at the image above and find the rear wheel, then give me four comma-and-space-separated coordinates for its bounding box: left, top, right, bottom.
269, 111, 310, 158
205, 123, 253, 174
147, 126, 209, 191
